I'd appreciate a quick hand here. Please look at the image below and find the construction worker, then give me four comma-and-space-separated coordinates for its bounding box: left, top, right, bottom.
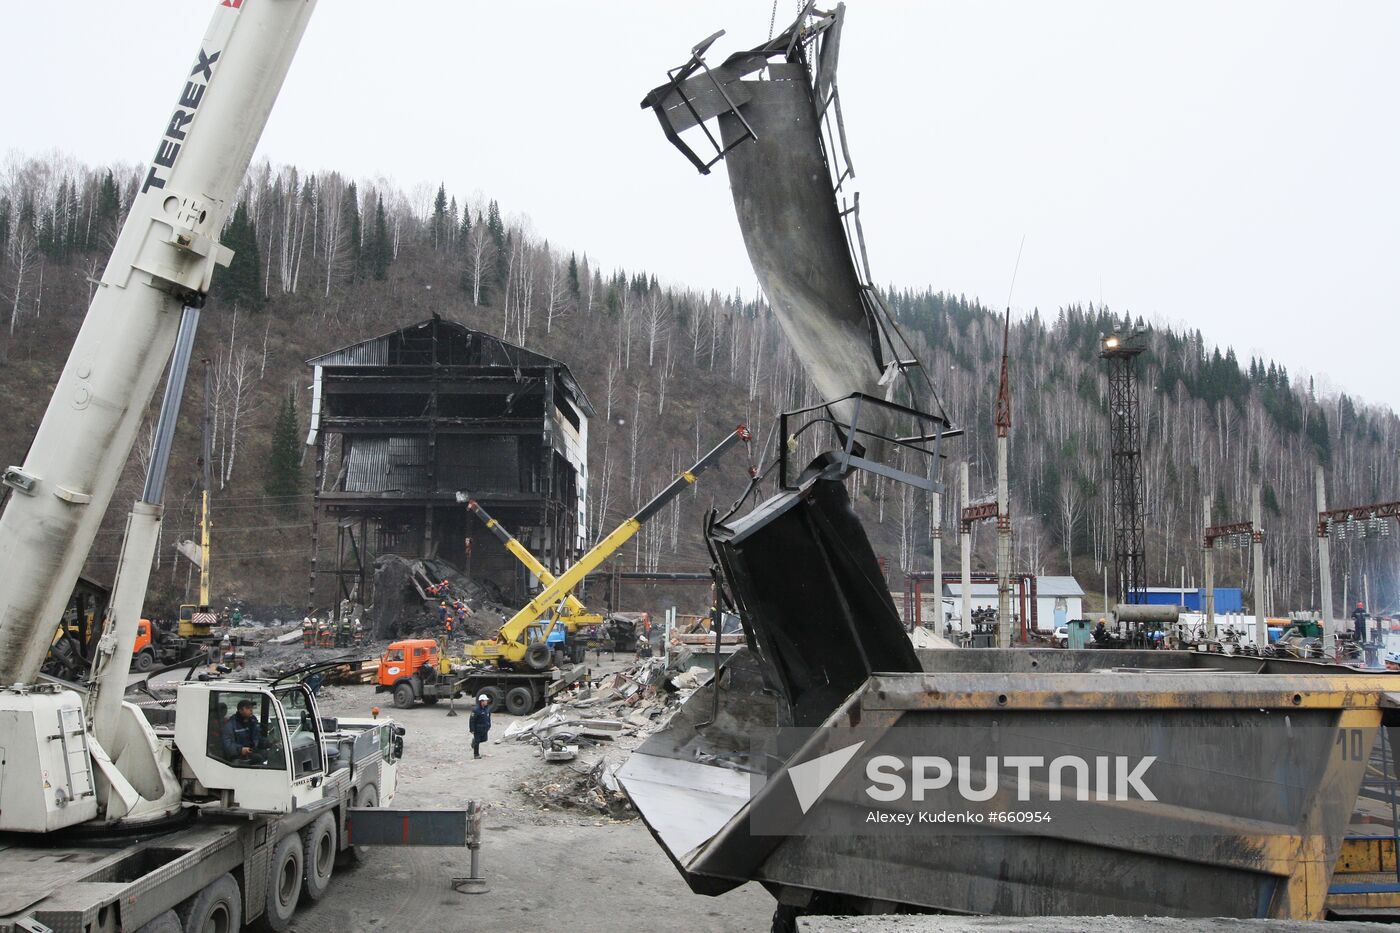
1353, 602, 1369, 643
456, 601, 470, 630
437, 601, 449, 626
220, 699, 266, 764
318, 618, 332, 648
302, 616, 315, 648
469, 694, 492, 759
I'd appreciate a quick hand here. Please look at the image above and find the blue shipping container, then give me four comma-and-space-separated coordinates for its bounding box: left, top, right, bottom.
1139, 588, 1243, 613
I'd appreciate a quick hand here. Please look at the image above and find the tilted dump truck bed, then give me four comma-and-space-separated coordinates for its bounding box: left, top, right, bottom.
619, 474, 1400, 921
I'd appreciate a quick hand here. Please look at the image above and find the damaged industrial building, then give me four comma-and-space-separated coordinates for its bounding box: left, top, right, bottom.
305, 316, 592, 633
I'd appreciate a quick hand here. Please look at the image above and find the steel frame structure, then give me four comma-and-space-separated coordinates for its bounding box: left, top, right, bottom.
1102, 337, 1147, 604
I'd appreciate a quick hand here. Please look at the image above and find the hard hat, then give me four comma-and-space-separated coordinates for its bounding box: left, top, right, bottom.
477, 694, 489, 703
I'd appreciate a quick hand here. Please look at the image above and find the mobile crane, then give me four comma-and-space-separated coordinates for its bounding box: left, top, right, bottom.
459, 496, 605, 662
460, 426, 751, 672
0, 4, 435, 931
178, 360, 220, 642
374, 428, 749, 715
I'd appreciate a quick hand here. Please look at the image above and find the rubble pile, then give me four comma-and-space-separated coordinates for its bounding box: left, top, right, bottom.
508, 656, 713, 819
370, 554, 511, 640
522, 761, 632, 818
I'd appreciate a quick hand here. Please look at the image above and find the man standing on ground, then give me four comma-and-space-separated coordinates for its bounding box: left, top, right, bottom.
469, 693, 491, 759
1354, 602, 1369, 643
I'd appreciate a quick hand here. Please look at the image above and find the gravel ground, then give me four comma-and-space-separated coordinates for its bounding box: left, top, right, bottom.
288, 659, 773, 933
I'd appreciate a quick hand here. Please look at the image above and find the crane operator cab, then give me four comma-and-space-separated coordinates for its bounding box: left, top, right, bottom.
175, 681, 327, 812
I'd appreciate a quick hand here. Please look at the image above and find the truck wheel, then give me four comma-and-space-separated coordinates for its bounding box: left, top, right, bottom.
505, 685, 534, 716
178, 873, 241, 933
302, 811, 337, 902
421, 695, 440, 706
479, 686, 504, 709
524, 642, 551, 671
392, 682, 415, 709
259, 832, 303, 931
134, 649, 155, 672
339, 784, 378, 867
132, 909, 181, 933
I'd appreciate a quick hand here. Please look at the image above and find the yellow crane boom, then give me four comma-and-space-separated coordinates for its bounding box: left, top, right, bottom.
464, 425, 750, 669
459, 497, 599, 624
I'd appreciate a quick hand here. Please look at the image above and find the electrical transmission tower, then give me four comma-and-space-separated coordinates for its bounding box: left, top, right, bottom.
1100, 329, 1146, 605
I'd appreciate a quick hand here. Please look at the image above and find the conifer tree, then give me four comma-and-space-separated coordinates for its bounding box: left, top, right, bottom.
92, 170, 120, 251
217, 198, 263, 307
343, 182, 363, 279
264, 389, 302, 497
432, 184, 449, 250
370, 195, 391, 281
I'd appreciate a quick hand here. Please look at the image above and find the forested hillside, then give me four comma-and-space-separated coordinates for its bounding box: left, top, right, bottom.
2, 152, 1397, 617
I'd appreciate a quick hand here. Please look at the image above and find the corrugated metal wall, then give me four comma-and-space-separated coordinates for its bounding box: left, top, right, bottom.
343, 436, 430, 493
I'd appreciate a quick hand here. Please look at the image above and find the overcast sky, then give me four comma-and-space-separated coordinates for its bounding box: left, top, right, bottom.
3, 2, 1397, 409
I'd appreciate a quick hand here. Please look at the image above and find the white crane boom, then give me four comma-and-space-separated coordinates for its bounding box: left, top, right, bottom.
0, 0, 316, 687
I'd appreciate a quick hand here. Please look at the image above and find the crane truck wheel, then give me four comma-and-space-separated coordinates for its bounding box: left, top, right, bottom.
478, 686, 504, 710
178, 873, 241, 933
524, 643, 552, 671
259, 832, 304, 931
131, 909, 181, 933
505, 685, 534, 716
392, 681, 416, 709
134, 649, 155, 672
338, 784, 377, 867
301, 811, 337, 902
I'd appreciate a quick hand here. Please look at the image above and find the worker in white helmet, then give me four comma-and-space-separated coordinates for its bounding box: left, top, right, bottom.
468, 693, 492, 759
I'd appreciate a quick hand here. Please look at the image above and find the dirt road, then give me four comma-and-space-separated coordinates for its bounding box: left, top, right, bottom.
290, 672, 772, 933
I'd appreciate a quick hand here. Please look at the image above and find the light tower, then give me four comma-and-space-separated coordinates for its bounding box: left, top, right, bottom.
1100, 327, 1147, 606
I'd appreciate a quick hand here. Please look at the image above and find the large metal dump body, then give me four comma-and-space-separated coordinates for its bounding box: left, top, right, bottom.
620, 648, 1400, 920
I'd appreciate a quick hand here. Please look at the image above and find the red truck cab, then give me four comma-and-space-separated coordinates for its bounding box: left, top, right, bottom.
132, 618, 156, 671
376, 639, 439, 688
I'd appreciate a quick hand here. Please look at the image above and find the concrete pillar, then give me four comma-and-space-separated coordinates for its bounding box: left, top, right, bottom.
931, 488, 943, 630
1203, 496, 1215, 640
960, 462, 972, 633
1252, 485, 1267, 649
1316, 465, 1335, 633
996, 436, 1012, 648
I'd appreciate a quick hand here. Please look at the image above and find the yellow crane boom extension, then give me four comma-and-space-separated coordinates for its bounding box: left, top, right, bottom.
460, 497, 594, 621
466, 425, 751, 668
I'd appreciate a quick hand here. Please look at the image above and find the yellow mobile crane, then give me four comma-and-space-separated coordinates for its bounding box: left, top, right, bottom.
461, 425, 750, 670
179, 358, 217, 638
460, 497, 605, 659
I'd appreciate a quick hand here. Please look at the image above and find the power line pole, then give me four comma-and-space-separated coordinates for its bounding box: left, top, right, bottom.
995, 310, 1013, 648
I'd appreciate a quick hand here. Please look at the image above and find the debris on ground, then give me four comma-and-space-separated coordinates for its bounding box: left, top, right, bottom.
520, 758, 634, 818
509, 655, 714, 820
